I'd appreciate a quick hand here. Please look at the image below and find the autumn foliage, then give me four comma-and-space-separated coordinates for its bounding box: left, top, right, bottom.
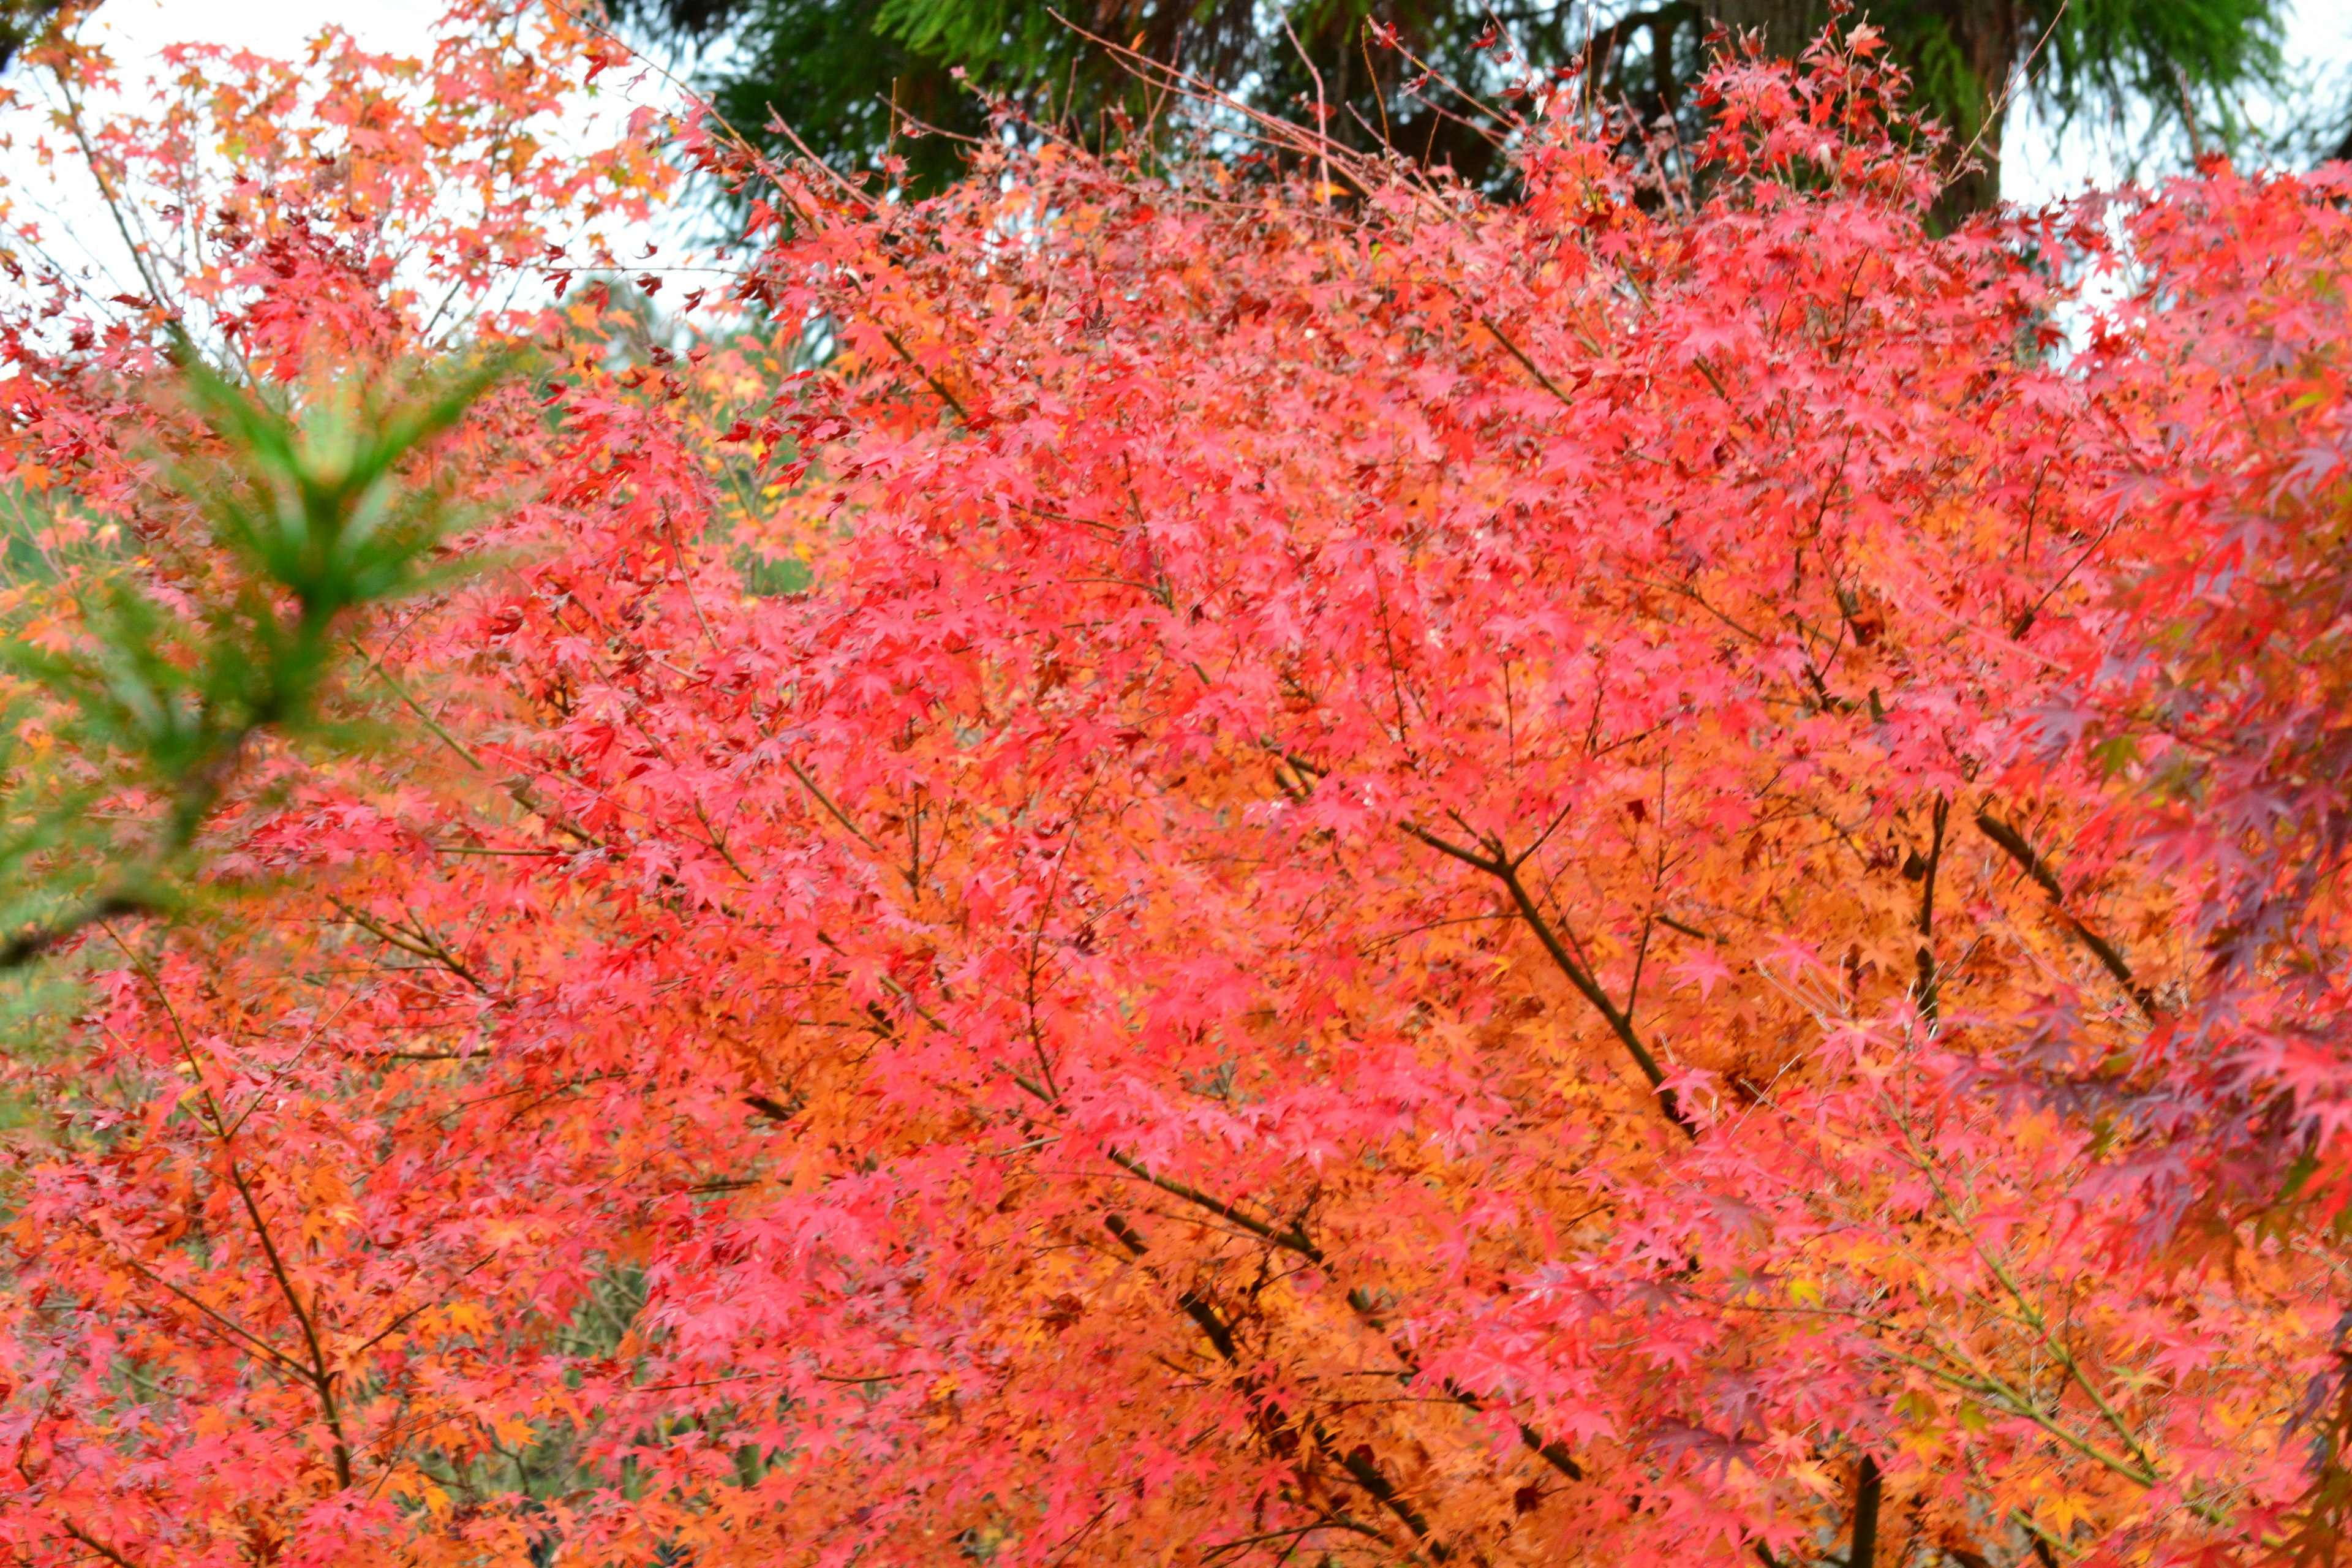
1, 7, 2351, 1567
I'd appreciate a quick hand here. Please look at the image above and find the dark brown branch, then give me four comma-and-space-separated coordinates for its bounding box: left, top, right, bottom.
1501, 1407, 1583, 1480
499, 775, 601, 848
1317, 1423, 1446, 1558
1480, 315, 1574, 405
1405, 821, 1696, 1137
350, 1251, 503, 1360
1094, 998, 1590, 1495
1105, 1148, 1327, 1262
1107, 1147, 1594, 1506
1177, 1289, 1241, 1362
1400, 820, 1507, 876
1357, 1286, 1586, 1482
221, 1153, 353, 1488
0, 893, 154, 970
1202, 1518, 1386, 1559
1848, 1454, 1882, 1568
879, 326, 970, 422
1104, 1213, 1150, 1256
1115, 1213, 1446, 1559
787, 758, 880, 850
326, 896, 494, 995
59, 1520, 141, 1568
1974, 811, 2156, 1017
1245, 774, 1596, 1489
1656, 913, 1722, 944
159, 962, 358, 1491
1914, 796, 1949, 1021
1027, 1080, 1333, 1268
89, 1228, 314, 1382
744, 1091, 805, 1124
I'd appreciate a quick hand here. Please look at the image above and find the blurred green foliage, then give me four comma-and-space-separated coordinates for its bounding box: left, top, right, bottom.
0, 0, 62, 74
0, 352, 502, 982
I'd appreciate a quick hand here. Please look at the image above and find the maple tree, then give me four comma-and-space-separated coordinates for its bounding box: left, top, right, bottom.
0, 6, 2350, 1567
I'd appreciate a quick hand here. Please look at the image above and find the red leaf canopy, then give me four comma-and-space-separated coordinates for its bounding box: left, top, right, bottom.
2, 14, 2350, 1567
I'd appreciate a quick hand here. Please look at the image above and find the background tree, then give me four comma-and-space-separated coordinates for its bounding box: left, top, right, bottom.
0, 0, 62, 72
616, 0, 2285, 209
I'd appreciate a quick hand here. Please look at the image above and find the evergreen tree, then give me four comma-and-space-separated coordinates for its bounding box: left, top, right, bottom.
619, 0, 2284, 211
0, 0, 64, 71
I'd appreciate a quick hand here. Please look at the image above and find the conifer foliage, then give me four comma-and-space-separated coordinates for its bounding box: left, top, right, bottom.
1, 9, 2350, 1567
619, 0, 2285, 209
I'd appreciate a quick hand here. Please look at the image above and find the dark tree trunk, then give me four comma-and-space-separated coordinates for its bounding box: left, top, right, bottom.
1707, 0, 1831, 48
1928, 0, 2021, 222
1848, 1453, 1883, 1568
1705, 0, 2026, 219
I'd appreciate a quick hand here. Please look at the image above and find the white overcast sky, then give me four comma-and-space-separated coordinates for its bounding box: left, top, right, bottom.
5, 0, 2350, 286
0, 0, 703, 314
